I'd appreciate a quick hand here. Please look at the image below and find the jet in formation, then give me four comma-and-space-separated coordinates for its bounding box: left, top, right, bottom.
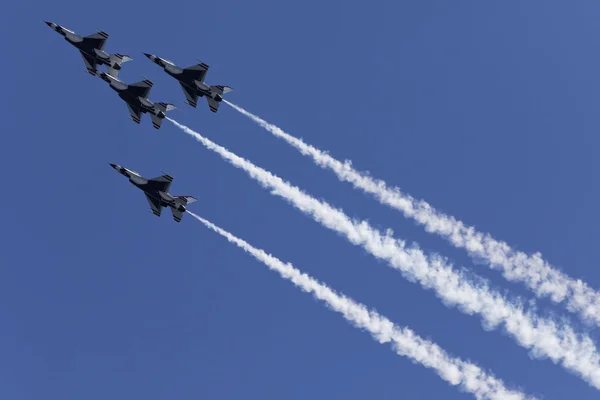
98, 73, 176, 129
144, 53, 233, 112
45, 21, 132, 76
110, 164, 196, 222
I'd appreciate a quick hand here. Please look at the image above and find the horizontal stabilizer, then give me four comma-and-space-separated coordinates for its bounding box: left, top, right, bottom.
171, 207, 184, 222
150, 114, 164, 129
206, 97, 220, 113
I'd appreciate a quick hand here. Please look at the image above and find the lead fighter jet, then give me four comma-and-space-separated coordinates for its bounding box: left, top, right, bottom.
110, 164, 196, 222
45, 21, 132, 76
144, 53, 233, 112
98, 72, 175, 129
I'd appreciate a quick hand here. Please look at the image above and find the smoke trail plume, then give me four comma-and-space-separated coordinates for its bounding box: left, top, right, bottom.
188, 211, 534, 400
224, 101, 600, 327
167, 117, 600, 389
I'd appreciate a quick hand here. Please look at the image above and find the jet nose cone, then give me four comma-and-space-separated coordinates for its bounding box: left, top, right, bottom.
143, 53, 154, 60
44, 21, 53, 27
109, 163, 117, 169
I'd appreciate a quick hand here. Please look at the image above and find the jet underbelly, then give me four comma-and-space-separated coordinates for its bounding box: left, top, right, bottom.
93, 48, 110, 61
165, 64, 183, 75
139, 97, 154, 111
110, 80, 128, 91
194, 81, 210, 93
65, 32, 83, 43
129, 175, 148, 185
159, 191, 175, 203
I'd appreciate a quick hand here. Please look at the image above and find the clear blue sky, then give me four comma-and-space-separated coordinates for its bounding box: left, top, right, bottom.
2, 1, 600, 399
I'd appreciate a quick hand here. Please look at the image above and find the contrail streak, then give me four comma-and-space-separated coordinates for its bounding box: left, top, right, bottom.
188, 211, 535, 400
167, 117, 600, 389
224, 101, 600, 327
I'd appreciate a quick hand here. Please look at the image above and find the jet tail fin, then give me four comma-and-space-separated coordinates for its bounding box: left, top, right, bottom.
210, 85, 234, 96
156, 102, 177, 113
107, 53, 133, 78
174, 196, 197, 205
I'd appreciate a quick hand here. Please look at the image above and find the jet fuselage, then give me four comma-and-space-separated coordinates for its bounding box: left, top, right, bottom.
111, 164, 185, 212
117, 91, 165, 118
146, 54, 221, 101
99, 73, 165, 118
45, 22, 111, 68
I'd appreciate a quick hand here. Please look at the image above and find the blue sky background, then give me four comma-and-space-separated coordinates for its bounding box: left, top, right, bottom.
2, 1, 600, 399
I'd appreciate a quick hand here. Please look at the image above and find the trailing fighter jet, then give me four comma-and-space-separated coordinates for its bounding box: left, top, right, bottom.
45, 21, 132, 76
98, 72, 176, 129
110, 164, 196, 222
144, 53, 233, 112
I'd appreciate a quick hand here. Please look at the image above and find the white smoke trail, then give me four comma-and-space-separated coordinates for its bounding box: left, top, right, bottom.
167, 117, 600, 389
223, 101, 600, 327
188, 211, 534, 400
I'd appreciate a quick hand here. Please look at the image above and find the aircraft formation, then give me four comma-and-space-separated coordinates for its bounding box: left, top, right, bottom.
46, 21, 234, 222
45, 20, 600, 400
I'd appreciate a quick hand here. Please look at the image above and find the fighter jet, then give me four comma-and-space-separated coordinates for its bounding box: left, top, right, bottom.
110, 164, 196, 222
98, 72, 176, 129
45, 21, 132, 76
144, 53, 233, 112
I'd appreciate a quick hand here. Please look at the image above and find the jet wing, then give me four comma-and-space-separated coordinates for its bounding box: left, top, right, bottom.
182, 62, 209, 83
126, 79, 153, 99
179, 83, 199, 108
79, 51, 98, 75
82, 30, 109, 51
145, 194, 163, 217
126, 104, 142, 124
147, 174, 173, 193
